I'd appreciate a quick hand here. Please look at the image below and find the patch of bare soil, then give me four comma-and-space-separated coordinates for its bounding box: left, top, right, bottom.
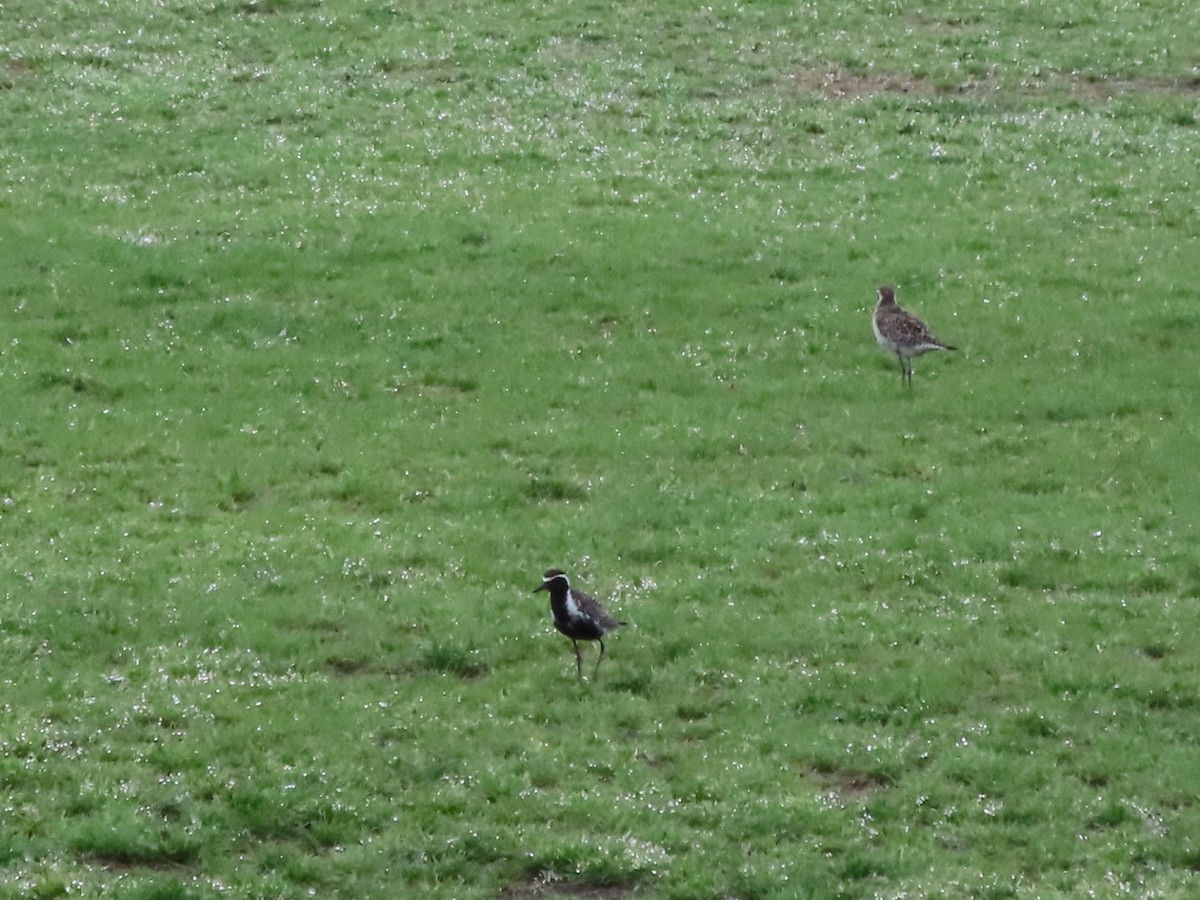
498, 875, 642, 900
792, 68, 1200, 101
811, 763, 894, 799
792, 69, 942, 100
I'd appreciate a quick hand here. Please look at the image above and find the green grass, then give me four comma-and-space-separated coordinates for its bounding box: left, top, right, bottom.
2, 0, 1200, 897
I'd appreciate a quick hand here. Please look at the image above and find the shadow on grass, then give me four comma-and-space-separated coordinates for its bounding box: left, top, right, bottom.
411, 640, 490, 679
69, 813, 200, 870
322, 639, 489, 680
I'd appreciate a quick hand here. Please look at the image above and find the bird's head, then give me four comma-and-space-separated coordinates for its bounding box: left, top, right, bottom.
534, 568, 569, 593
877, 285, 896, 305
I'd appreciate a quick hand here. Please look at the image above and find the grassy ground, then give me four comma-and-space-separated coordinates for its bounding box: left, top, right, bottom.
2, 1, 1199, 897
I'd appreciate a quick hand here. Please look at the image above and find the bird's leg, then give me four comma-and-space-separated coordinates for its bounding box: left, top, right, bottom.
593, 639, 606, 681
573, 640, 584, 679
902, 356, 913, 387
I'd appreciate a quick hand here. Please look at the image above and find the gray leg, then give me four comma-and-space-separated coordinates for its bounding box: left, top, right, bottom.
593, 639, 607, 681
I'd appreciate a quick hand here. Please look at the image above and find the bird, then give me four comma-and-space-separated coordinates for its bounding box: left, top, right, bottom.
533, 568, 625, 680
872, 285, 956, 386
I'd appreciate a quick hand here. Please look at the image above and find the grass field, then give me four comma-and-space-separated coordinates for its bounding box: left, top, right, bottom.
2, 1, 1199, 897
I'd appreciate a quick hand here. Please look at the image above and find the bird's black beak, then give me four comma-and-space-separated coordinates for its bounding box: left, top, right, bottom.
532, 583, 547, 593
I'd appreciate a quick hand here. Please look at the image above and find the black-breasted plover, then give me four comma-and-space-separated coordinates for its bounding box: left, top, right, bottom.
533, 569, 625, 680
872, 285, 956, 386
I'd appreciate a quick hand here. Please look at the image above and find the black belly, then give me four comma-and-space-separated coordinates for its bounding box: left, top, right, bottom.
554, 616, 605, 641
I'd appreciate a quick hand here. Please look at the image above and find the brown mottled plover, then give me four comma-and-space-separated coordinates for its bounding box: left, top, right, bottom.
534, 569, 625, 680
872, 285, 956, 386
